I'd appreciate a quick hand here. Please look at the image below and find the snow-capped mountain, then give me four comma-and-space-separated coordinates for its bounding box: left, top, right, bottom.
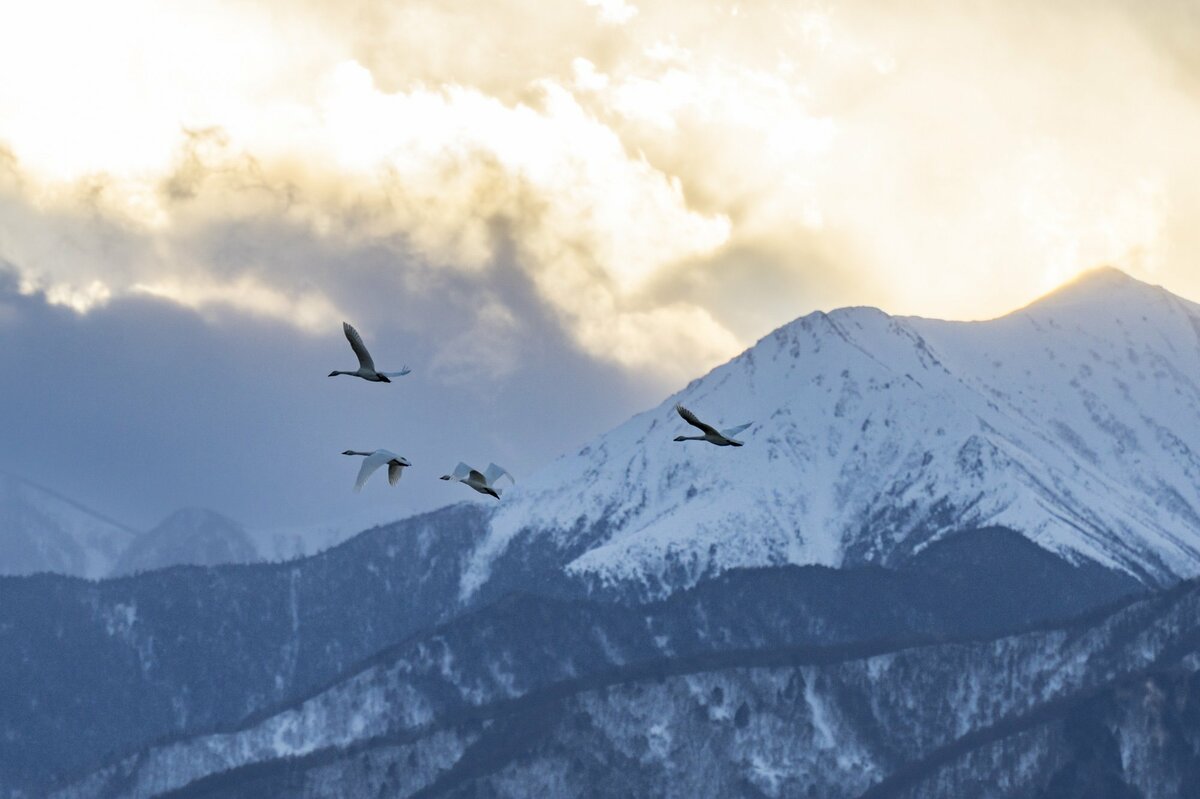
0, 472, 137, 579
13, 267, 1200, 798
112, 508, 258, 575
470, 268, 1200, 597
0, 471, 360, 576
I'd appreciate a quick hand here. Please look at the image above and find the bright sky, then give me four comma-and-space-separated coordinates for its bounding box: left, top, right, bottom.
2, 0, 1199, 531
4, 0, 1200, 372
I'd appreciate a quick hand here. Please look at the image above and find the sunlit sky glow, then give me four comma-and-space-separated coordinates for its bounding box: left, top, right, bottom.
4, 0, 1198, 378
2, 0, 1200, 530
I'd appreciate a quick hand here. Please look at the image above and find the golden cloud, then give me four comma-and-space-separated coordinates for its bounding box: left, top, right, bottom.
1, 0, 1199, 383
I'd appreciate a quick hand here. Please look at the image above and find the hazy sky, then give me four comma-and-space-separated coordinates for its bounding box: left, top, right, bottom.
2, 0, 1199, 532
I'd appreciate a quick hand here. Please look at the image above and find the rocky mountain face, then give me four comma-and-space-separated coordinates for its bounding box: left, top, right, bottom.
40, 528, 1141, 799
0, 504, 491, 796
4, 268, 1200, 798
57, 575, 1200, 799
1, 521, 1139, 798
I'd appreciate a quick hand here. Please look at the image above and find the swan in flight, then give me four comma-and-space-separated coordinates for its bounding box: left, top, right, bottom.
440, 462, 514, 499
328, 322, 411, 382
673, 404, 752, 447
342, 449, 412, 491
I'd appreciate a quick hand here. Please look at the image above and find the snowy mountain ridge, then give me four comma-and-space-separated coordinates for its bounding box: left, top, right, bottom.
112, 508, 258, 575
0, 471, 137, 579
468, 268, 1200, 596
0, 479, 368, 577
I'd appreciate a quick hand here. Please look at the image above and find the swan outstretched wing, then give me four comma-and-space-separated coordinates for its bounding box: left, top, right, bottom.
484, 463, 513, 486
720, 422, 752, 439
448, 462, 474, 481
354, 450, 389, 491
342, 322, 376, 371
380, 367, 412, 377
387, 460, 407, 485
675, 404, 720, 436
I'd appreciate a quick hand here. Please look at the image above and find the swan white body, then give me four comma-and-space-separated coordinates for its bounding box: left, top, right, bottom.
672, 404, 752, 447
440, 462, 514, 499
329, 322, 411, 382
342, 449, 411, 491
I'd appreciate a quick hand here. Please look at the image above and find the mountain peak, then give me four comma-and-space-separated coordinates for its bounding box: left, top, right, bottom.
1062, 265, 1141, 288
159, 507, 242, 531
1016, 266, 1174, 317
471, 262, 1200, 599
0, 472, 136, 578
113, 507, 257, 576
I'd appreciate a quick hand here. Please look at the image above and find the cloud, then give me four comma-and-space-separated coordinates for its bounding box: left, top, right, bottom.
0, 42, 736, 378
584, 0, 638, 26
5, 0, 1200, 533
431, 298, 522, 383
0, 265, 654, 531
2, 0, 1200, 388
130, 276, 342, 332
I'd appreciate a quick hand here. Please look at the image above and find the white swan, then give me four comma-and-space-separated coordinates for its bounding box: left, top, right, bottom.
673, 404, 752, 447
342, 449, 412, 491
439, 462, 514, 499
328, 322, 411, 383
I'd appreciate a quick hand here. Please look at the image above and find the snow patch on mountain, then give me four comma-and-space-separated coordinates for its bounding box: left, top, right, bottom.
465, 268, 1200, 598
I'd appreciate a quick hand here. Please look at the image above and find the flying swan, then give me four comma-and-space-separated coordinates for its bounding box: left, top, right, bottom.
342, 449, 412, 491
673, 404, 752, 447
328, 322, 411, 382
439, 462, 514, 499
